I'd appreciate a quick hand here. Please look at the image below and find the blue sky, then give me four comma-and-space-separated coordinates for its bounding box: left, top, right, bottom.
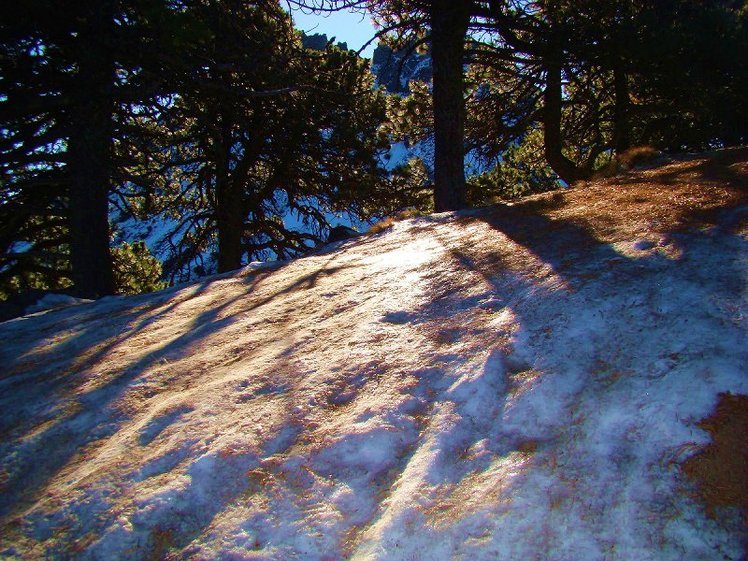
288, 6, 379, 58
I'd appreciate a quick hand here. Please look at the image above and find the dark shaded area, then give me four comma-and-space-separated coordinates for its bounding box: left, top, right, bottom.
326, 225, 361, 243
0, 288, 75, 323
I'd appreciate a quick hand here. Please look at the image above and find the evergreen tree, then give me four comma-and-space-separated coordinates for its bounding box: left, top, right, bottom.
0, 0, 197, 298
275, 0, 748, 205
127, 1, 408, 278
290, 0, 479, 212
1, 1, 76, 297
4, 0, 408, 293
468, 0, 748, 184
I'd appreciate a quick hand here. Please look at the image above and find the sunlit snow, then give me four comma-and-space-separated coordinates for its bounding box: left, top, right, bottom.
1, 151, 747, 560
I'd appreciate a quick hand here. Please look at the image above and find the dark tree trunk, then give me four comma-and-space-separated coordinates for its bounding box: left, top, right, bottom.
215, 116, 243, 273
216, 178, 244, 273
613, 62, 631, 153
67, 0, 116, 298
430, 0, 470, 212
542, 47, 589, 185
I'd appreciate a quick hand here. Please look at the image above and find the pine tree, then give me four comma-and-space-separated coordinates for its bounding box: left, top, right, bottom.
467, 0, 748, 184
290, 0, 478, 211
0, 0, 199, 298
139, 1, 406, 277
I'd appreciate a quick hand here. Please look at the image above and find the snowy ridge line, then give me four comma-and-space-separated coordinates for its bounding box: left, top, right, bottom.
0, 148, 747, 560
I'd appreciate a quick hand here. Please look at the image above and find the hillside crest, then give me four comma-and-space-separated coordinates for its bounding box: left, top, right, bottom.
1, 148, 747, 560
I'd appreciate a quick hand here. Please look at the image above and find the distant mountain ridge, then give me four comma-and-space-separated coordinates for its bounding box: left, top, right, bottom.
302, 32, 431, 94
300, 32, 348, 52
371, 42, 431, 93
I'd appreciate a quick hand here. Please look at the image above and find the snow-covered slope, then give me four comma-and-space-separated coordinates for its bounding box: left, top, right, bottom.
1, 149, 747, 560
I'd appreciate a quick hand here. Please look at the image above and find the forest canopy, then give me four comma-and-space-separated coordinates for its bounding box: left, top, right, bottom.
1, 0, 746, 303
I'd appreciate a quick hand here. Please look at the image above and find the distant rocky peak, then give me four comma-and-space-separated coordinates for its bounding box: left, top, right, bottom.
371, 42, 431, 94
301, 32, 348, 52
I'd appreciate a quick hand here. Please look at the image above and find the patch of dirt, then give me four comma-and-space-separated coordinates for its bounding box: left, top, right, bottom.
682, 393, 748, 527
477, 146, 748, 244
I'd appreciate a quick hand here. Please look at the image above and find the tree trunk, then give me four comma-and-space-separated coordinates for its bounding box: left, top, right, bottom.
67, 0, 116, 298
542, 46, 589, 185
216, 179, 244, 273
215, 116, 244, 273
430, 0, 470, 212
